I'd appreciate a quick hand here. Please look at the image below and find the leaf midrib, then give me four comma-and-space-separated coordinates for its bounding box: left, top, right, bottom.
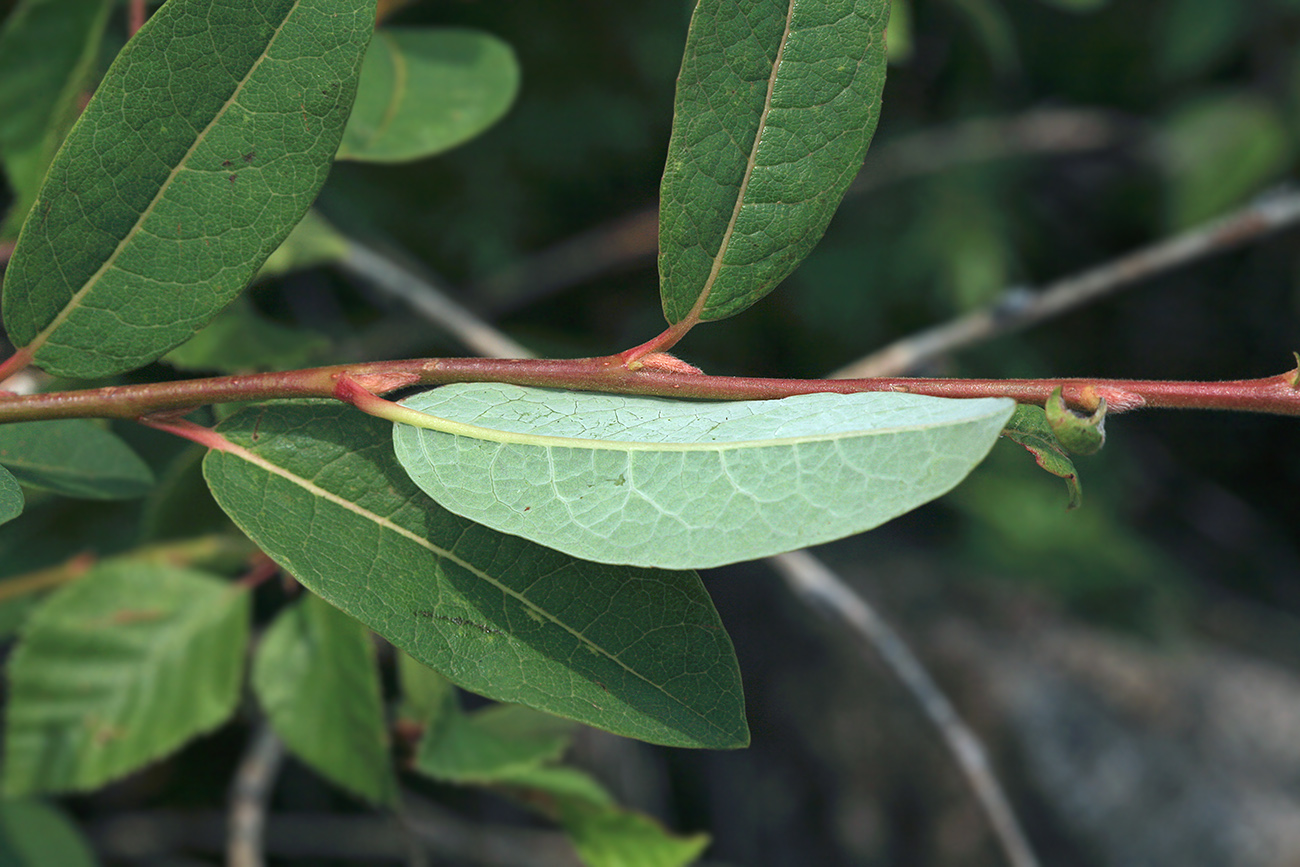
676, 0, 796, 326
21, 0, 302, 357
216, 435, 732, 738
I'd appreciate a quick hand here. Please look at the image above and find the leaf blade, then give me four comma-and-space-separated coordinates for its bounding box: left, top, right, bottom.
337, 27, 520, 163
1, 0, 376, 379
658, 0, 890, 325
3, 562, 249, 796
0, 467, 22, 527
393, 385, 1014, 569
0, 419, 154, 500
203, 404, 748, 749
253, 593, 396, 806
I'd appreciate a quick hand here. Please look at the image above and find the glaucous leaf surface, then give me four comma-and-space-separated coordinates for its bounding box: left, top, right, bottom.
0, 467, 21, 526
1, 0, 376, 379
253, 593, 396, 806
393, 385, 1015, 569
3, 562, 249, 795
0, 0, 112, 241
0, 800, 98, 867
0, 419, 153, 499
203, 404, 747, 749
658, 0, 890, 325
338, 27, 519, 163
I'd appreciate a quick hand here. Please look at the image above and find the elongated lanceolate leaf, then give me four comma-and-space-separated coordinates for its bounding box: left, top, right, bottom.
1, 0, 376, 379
658, 0, 890, 325
392, 385, 1014, 569
337, 28, 519, 163
253, 594, 395, 806
3, 562, 249, 796
0, 419, 153, 499
0, 467, 22, 527
0, 0, 113, 241
203, 404, 747, 749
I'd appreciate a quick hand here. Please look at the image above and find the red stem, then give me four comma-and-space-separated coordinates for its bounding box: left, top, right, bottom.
2, 355, 1298, 423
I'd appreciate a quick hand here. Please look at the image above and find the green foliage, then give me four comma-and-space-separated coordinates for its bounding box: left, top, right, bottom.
658, 0, 890, 324
163, 297, 330, 374
0, 420, 153, 499
0, 800, 97, 867
0, 0, 112, 241
394, 384, 1013, 568
0, 466, 22, 526
1000, 404, 1083, 509
253, 592, 397, 806
203, 403, 748, 749
1, 0, 376, 379
3, 561, 249, 796
338, 28, 520, 163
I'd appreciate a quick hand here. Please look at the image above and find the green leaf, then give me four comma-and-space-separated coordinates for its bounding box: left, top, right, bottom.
397, 650, 456, 729
392, 385, 1014, 569
1044, 387, 1106, 456
1000, 404, 1082, 509
657, 0, 890, 325
1162, 93, 1291, 229
203, 403, 747, 749
561, 807, 710, 867
163, 297, 330, 374
0, 0, 113, 241
0, 800, 98, 867
255, 210, 349, 280
0, 466, 22, 526
0, 419, 154, 499
3, 561, 249, 796
253, 593, 396, 806
416, 702, 576, 784
1, 0, 377, 379
337, 27, 520, 163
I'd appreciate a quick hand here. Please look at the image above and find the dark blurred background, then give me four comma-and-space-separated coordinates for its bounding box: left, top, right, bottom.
4, 0, 1300, 864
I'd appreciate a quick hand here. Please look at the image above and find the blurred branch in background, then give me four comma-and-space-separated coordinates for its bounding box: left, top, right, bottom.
833, 187, 1300, 378
771, 550, 1041, 867
470, 108, 1133, 318
227, 723, 285, 867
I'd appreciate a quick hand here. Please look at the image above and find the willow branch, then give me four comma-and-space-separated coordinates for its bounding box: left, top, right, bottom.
835, 189, 1300, 378
227, 723, 285, 867
771, 550, 1040, 867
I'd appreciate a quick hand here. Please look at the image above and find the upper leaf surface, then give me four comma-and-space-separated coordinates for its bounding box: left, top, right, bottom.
3, 562, 249, 796
0, 0, 376, 379
203, 404, 748, 749
0, 419, 154, 499
392, 385, 1014, 569
253, 593, 396, 806
416, 702, 576, 784
0, 467, 22, 527
337, 27, 519, 163
658, 0, 890, 325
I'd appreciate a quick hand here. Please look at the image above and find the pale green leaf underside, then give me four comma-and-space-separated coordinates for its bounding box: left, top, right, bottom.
658, 0, 890, 324
203, 404, 747, 749
3, 562, 249, 796
0, 467, 22, 527
337, 27, 519, 163
0, 419, 154, 499
253, 593, 396, 806
392, 385, 1014, 570
1, 0, 376, 379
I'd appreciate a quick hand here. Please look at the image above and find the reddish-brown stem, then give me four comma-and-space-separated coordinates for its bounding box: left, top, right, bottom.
617, 320, 696, 365
2, 356, 1298, 424
0, 346, 34, 385
128, 0, 146, 37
